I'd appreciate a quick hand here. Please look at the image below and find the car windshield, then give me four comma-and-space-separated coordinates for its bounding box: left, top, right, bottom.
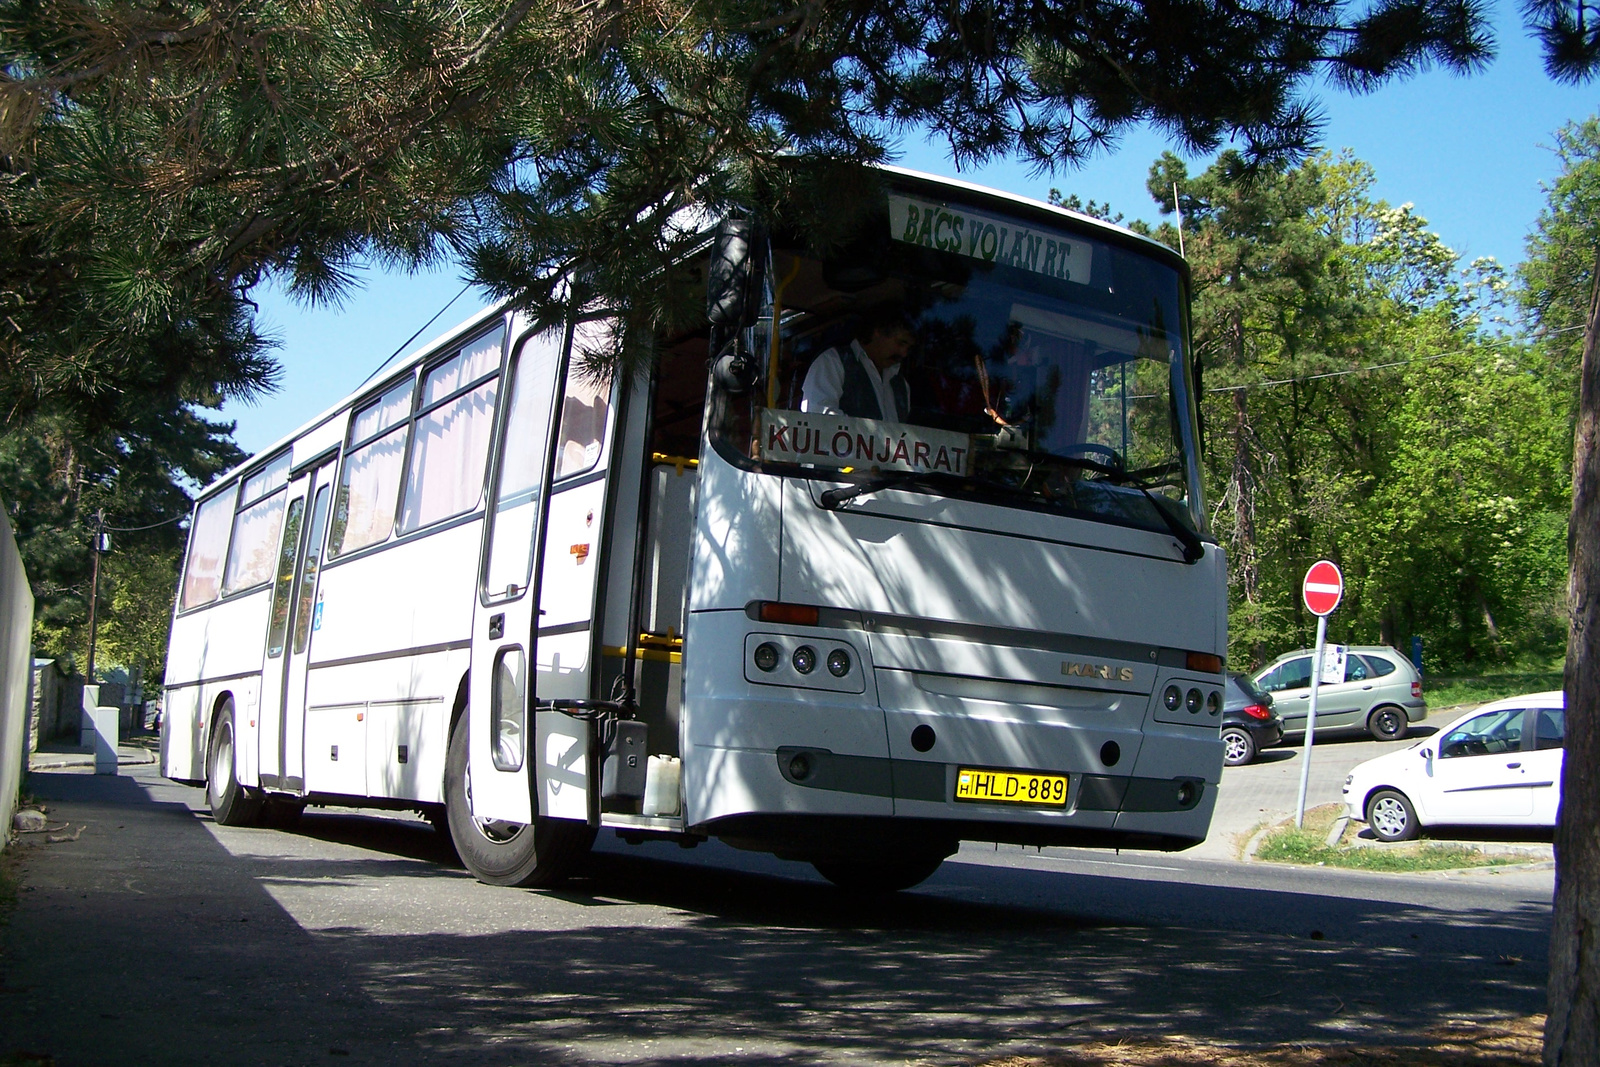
1227, 673, 1269, 705
712, 183, 1203, 538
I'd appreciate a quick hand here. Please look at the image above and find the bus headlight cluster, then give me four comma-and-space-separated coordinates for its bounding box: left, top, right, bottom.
1185, 688, 1203, 714
1205, 690, 1221, 716
746, 634, 862, 692
1164, 685, 1182, 711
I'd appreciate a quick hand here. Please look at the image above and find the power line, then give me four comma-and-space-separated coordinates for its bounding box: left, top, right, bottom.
101, 513, 187, 533
1206, 352, 1454, 393
358, 282, 474, 388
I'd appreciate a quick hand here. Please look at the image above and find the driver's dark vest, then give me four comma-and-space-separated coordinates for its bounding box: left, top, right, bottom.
840, 350, 910, 421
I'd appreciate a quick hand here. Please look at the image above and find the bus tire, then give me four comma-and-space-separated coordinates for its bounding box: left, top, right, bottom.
443, 713, 593, 887
813, 853, 946, 893
206, 702, 262, 827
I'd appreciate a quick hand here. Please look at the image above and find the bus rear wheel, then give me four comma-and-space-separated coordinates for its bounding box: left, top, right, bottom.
443, 714, 593, 887
813, 853, 947, 893
206, 702, 263, 827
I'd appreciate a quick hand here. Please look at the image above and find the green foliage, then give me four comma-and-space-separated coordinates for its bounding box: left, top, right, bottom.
1520, 117, 1600, 397
0, 402, 240, 678
1146, 150, 1571, 672
1255, 823, 1524, 872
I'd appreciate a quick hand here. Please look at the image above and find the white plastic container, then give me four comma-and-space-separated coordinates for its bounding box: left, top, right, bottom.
643, 755, 681, 817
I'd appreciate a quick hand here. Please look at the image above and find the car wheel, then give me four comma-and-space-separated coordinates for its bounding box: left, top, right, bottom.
1221, 726, 1257, 767
1366, 788, 1419, 842
813, 854, 947, 893
1368, 706, 1408, 742
443, 713, 594, 887
206, 702, 263, 827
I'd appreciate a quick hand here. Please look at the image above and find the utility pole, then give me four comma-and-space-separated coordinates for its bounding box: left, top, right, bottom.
85, 508, 106, 683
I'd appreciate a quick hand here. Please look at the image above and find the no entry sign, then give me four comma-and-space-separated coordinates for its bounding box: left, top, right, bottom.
1302, 560, 1343, 617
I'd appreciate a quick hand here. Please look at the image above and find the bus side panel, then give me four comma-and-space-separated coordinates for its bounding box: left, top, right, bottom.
163, 593, 271, 784
164, 593, 272, 691
160, 686, 204, 782
309, 521, 481, 667
303, 522, 480, 800
300, 650, 465, 802
688, 448, 781, 613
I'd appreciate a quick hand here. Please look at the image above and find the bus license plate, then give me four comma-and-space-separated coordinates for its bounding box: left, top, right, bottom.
955, 768, 1068, 807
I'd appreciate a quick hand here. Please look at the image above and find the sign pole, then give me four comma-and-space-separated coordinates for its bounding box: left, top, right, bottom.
1294, 612, 1328, 828
1294, 559, 1344, 829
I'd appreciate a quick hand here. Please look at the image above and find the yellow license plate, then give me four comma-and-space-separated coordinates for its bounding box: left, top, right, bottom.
955, 767, 1068, 807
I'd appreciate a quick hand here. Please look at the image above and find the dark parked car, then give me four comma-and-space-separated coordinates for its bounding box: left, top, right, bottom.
1221, 672, 1282, 766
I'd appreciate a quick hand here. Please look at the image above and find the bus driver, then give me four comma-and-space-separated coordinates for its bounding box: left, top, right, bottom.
800, 307, 913, 422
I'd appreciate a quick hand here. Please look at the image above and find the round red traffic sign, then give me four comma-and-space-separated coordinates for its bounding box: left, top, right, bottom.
1302, 560, 1343, 616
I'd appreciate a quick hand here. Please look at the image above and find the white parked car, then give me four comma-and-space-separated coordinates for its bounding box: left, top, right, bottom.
1342, 691, 1565, 842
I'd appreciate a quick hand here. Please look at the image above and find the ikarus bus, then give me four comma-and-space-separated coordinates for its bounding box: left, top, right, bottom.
161, 166, 1228, 892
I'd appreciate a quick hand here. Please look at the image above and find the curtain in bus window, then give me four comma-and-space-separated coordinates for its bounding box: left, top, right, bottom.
332, 426, 407, 555
350, 379, 413, 444
555, 318, 613, 479
423, 327, 504, 407
265, 497, 305, 657
180, 492, 236, 609
485, 331, 563, 600
399, 380, 499, 535
222, 490, 288, 594
240, 452, 292, 504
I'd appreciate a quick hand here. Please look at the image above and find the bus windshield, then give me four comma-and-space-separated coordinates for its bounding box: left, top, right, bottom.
711, 185, 1203, 537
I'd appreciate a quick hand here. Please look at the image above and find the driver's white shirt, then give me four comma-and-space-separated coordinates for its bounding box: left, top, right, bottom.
800, 340, 903, 421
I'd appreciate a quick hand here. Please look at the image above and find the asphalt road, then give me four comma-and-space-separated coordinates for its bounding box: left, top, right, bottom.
0, 754, 1553, 1067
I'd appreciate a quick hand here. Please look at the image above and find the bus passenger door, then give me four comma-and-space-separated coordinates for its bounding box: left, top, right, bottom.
256, 475, 309, 786
278, 462, 336, 790
256, 461, 335, 791
467, 325, 569, 824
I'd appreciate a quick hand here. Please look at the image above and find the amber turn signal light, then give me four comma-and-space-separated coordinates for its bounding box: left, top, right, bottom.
1186, 651, 1224, 673
758, 601, 820, 626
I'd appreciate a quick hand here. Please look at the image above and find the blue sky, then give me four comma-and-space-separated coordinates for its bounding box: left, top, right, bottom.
221, 4, 1598, 457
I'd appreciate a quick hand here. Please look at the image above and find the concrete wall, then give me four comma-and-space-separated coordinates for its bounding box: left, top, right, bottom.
1, 504, 37, 844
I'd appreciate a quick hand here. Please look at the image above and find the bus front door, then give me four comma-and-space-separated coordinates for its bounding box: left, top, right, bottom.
467, 324, 591, 826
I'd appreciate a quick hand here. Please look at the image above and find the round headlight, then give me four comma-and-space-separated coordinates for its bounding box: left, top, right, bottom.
827, 648, 851, 677
753, 642, 780, 672
1205, 690, 1221, 715
1164, 685, 1183, 711
793, 645, 817, 674
1186, 687, 1203, 714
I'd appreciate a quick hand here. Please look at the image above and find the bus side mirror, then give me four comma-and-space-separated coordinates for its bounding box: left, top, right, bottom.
713, 341, 758, 396
707, 219, 754, 328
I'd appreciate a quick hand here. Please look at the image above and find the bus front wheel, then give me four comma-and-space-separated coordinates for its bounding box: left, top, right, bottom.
813, 853, 947, 893
443, 715, 593, 887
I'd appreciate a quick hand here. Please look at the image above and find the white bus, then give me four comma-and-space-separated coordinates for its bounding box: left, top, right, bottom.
162, 167, 1227, 892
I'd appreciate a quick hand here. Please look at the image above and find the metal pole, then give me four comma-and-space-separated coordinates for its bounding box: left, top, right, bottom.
1294, 613, 1329, 827
85, 508, 103, 683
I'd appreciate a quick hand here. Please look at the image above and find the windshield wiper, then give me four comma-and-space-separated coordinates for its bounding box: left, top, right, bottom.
818, 470, 964, 510
1010, 451, 1205, 564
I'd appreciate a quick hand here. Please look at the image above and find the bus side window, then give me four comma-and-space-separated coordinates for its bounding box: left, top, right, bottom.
330, 378, 413, 557
179, 491, 236, 609
484, 329, 564, 601
555, 318, 614, 480
222, 452, 292, 595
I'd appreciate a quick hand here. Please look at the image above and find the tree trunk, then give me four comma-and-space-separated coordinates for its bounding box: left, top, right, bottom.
1546, 248, 1600, 1067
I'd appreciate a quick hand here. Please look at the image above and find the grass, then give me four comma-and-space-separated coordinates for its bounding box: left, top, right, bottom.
1253, 804, 1530, 873
1422, 670, 1564, 711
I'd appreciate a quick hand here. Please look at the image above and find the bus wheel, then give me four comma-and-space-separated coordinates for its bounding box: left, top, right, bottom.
206, 702, 263, 827
813, 853, 946, 893
443, 715, 594, 887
